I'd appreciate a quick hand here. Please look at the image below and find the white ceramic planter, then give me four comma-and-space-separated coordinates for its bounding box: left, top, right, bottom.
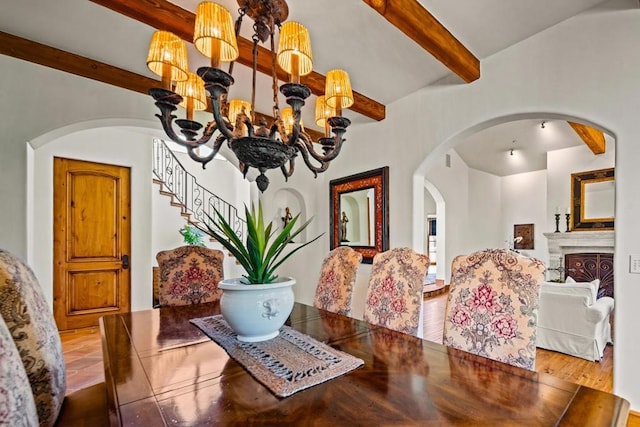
218, 277, 295, 342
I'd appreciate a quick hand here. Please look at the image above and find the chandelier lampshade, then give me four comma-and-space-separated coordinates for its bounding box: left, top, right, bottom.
314, 95, 335, 127
228, 99, 252, 126
175, 72, 207, 120
277, 21, 313, 83
325, 69, 354, 114
194, 2, 239, 68
146, 31, 189, 89
281, 107, 304, 135
147, 0, 354, 192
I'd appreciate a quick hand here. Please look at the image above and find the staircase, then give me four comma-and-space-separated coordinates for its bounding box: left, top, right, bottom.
152, 138, 246, 241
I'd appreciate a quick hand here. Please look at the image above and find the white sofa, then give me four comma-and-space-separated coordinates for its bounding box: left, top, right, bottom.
537, 278, 614, 361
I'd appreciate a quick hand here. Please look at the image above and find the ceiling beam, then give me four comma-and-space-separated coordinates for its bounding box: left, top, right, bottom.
568, 121, 606, 155
362, 0, 480, 83
0, 31, 325, 141
88, 0, 386, 122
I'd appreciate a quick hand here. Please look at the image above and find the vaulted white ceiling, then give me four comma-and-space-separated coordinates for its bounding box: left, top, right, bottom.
0, 0, 627, 175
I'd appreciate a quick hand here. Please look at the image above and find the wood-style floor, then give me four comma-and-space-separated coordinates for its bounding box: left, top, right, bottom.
60, 295, 638, 425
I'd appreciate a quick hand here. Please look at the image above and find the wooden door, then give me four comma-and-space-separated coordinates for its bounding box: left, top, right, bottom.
53, 157, 131, 330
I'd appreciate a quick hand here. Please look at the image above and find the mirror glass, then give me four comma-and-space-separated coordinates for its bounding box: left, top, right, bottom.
571, 168, 615, 230
339, 188, 376, 247
583, 180, 615, 219
330, 167, 389, 264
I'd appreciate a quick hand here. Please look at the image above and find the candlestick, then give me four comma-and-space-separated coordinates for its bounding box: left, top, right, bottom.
565, 213, 571, 232
554, 214, 560, 233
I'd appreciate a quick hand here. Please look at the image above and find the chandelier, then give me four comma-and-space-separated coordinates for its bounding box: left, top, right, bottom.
146, 0, 354, 192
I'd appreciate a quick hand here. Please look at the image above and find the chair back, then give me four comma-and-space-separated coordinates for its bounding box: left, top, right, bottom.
0, 250, 66, 426
156, 246, 224, 307
314, 246, 362, 315
0, 314, 39, 427
363, 248, 429, 335
443, 249, 545, 370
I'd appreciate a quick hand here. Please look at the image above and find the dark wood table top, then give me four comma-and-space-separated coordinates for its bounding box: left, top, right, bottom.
100, 302, 629, 426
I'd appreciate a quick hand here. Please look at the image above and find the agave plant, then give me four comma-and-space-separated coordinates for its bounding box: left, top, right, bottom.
199, 202, 322, 284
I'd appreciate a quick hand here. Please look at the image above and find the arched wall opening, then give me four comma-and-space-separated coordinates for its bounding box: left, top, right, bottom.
26, 118, 252, 312
413, 112, 616, 279
413, 110, 617, 387
424, 179, 446, 284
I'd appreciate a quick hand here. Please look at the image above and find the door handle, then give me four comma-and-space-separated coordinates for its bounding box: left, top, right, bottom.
121, 254, 129, 270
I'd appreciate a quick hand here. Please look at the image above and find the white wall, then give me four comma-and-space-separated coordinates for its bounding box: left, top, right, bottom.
268, 0, 640, 407
501, 170, 548, 262
31, 127, 153, 311
4, 0, 640, 409
425, 150, 503, 280
150, 181, 246, 281
469, 169, 504, 251
0, 56, 158, 259
547, 143, 616, 231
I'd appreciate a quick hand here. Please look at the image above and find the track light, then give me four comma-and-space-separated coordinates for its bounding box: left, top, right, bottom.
541, 121, 547, 129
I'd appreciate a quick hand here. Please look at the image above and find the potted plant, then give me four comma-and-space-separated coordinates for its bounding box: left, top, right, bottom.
199, 202, 322, 342
179, 224, 206, 246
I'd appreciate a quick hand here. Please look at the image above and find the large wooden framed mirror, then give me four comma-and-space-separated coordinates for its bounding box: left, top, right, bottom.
330, 167, 389, 263
571, 167, 615, 230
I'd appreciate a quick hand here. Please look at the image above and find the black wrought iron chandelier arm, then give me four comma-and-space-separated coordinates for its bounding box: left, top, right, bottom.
292, 138, 329, 177
150, 88, 219, 148
293, 129, 345, 163
197, 67, 237, 142
185, 133, 227, 168
209, 86, 235, 141
280, 157, 295, 180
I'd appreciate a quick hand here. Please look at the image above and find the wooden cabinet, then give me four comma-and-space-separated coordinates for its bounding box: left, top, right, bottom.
565, 253, 614, 298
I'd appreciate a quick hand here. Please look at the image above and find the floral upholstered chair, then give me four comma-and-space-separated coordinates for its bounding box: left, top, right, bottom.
443, 249, 545, 371
0, 250, 66, 426
156, 246, 224, 307
363, 248, 429, 335
0, 315, 39, 427
314, 246, 362, 316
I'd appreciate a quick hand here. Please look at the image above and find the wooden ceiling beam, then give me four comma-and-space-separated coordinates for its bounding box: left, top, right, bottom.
0, 31, 325, 141
568, 121, 606, 155
88, 0, 386, 122
362, 0, 480, 83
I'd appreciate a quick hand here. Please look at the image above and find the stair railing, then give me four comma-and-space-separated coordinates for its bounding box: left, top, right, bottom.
152, 138, 246, 241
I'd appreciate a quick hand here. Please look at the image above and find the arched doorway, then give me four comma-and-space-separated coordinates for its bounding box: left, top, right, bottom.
415, 113, 616, 390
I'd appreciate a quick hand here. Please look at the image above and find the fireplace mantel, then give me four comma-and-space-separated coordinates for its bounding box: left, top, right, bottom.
544, 231, 614, 255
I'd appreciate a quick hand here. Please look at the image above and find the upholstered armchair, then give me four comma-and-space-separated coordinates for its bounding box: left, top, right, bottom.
314, 246, 362, 316
443, 249, 545, 371
156, 246, 224, 307
0, 250, 67, 426
537, 279, 613, 361
0, 250, 110, 426
0, 314, 39, 426
363, 248, 429, 336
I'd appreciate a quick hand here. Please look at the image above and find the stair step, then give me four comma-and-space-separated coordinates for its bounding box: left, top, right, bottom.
153, 141, 246, 266
154, 177, 236, 262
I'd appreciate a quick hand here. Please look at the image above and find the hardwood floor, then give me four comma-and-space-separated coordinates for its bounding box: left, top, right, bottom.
60, 327, 104, 394
60, 297, 637, 424
423, 292, 614, 392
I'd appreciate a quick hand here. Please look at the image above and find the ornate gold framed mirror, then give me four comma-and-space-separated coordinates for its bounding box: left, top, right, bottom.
571, 167, 614, 230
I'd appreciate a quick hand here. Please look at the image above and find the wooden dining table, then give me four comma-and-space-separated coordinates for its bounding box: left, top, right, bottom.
100, 301, 629, 426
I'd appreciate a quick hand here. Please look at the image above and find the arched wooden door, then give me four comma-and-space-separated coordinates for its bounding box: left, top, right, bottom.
53, 157, 131, 330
